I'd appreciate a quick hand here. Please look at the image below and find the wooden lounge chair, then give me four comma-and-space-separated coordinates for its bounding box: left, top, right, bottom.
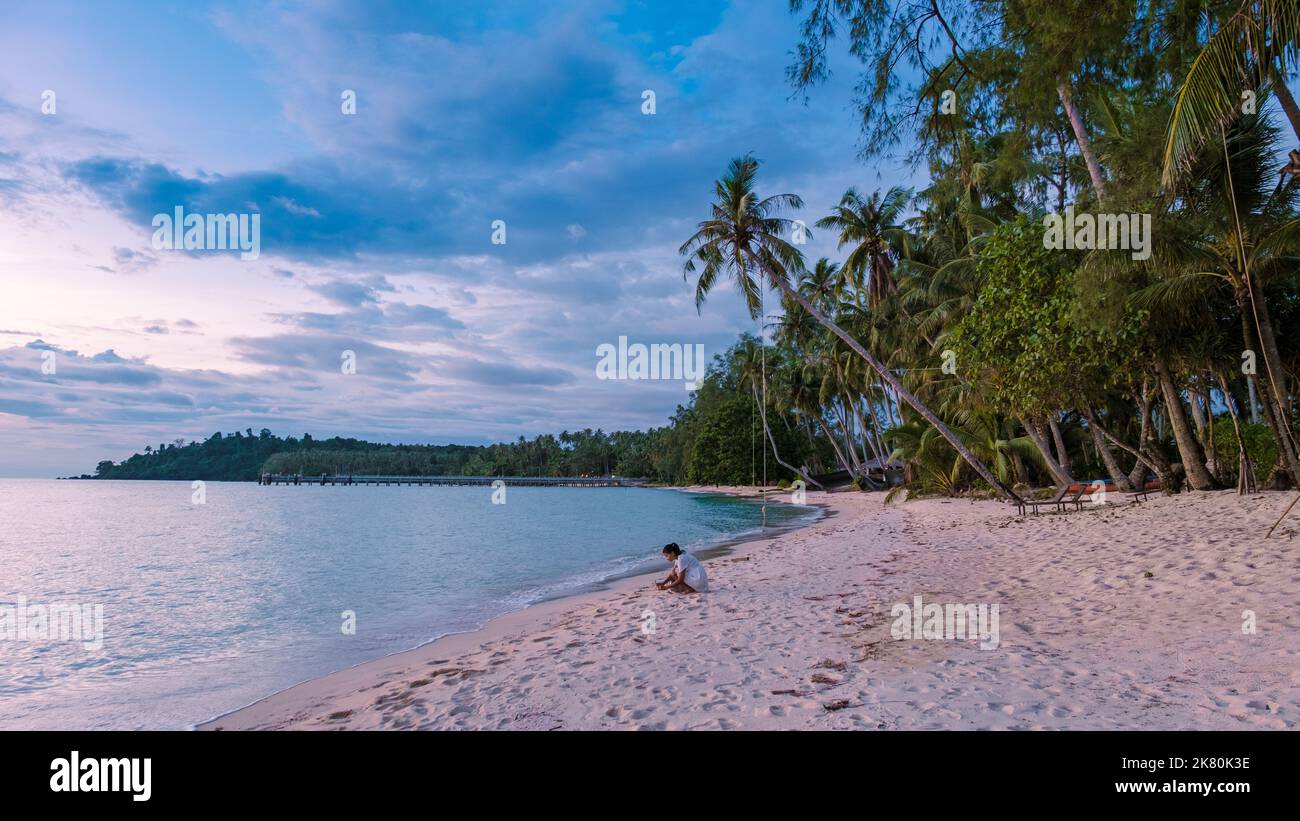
1017, 475, 1166, 517
1126, 478, 1161, 504
1019, 481, 1115, 515
1053, 483, 1094, 512
1016, 485, 1063, 515
1019, 484, 1079, 515
1063, 479, 1134, 511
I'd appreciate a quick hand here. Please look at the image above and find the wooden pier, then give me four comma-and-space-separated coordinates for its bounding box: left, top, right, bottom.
259, 473, 644, 487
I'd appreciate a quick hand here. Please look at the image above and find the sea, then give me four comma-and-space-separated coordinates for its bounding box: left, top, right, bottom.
0, 479, 817, 729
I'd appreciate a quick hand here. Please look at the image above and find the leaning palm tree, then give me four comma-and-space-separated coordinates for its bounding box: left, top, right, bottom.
815, 186, 911, 310
680, 155, 1019, 502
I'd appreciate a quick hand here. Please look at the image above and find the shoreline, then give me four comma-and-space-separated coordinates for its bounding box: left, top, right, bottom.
197, 484, 824, 730
202, 488, 1299, 731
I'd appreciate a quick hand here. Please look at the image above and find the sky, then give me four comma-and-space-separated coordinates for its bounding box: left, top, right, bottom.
0, 0, 911, 477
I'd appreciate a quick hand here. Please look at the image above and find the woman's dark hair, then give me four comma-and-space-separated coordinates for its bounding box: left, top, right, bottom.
662, 542, 682, 556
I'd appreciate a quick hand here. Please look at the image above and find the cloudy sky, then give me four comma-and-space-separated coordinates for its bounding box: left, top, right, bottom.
0, 0, 911, 476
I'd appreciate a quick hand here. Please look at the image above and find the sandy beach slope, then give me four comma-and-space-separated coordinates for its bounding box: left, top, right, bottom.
202, 489, 1299, 730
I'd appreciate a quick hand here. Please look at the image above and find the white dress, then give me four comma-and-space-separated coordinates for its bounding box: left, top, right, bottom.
674, 553, 709, 592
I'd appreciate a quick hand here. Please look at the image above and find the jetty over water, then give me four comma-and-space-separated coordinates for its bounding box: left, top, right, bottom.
260, 473, 645, 487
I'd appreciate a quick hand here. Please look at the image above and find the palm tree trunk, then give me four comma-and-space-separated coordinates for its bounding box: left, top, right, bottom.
1248, 374, 1261, 424
1237, 286, 1300, 483
1188, 385, 1208, 442
1058, 81, 1107, 200
816, 415, 855, 477
824, 377, 864, 477
798, 417, 822, 471
1127, 386, 1152, 487
1255, 372, 1298, 489
1048, 415, 1072, 475
887, 384, 903, 427
1088, 416, 1133, 491
1201, 384, 1218, 478
1217, 370, 1254, 491
1087, 409, 1172, 488
844, 396, 871, 464
1020, 416, 1075, 487
1156, 358, 1218, 490
1242, 287, 1294, 480
752, 386, 824, 489
844, 392, 882, 466
861, 395, 891, 467
836, 406, 865, 476
769, 275, 1020, 501
1269, 64, 1300, 142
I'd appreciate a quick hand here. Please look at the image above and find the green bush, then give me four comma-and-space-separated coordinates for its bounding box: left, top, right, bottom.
1211, 418, 1277, 484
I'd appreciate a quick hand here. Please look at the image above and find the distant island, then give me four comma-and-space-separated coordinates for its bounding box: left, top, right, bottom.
76, 429, 649, 483
72, 338, 822, 486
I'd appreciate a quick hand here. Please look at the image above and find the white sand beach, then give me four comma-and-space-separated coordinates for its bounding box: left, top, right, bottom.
202, 489, 1300, 731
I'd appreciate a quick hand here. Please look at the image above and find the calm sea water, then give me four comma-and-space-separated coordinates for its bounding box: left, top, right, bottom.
0, 479, 815, 730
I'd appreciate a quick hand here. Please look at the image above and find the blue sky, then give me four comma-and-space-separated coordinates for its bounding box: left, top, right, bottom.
0, 0, 909, 476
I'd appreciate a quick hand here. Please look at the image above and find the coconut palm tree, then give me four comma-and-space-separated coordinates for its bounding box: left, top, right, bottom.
796, 257, 846, 307
795, 360, 857, 477
815, 186, 911, 310
680, 155, 1020, 502
1162, 0, 1300, 189
1142, 115, 1300, 484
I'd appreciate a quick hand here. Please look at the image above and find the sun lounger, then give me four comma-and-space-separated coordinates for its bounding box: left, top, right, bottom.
1019, 484, 1079, 515
1016, 485, 1063, 515
1017, 475, 1163, 517
1126, 478, 1161, 504
1018, 481, 1116, 515
1057, 483, 1092, 512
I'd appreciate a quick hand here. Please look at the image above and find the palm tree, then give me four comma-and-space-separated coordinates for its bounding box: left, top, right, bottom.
889, 413, 1039, 491
1144, 116, 1300, 484
1162, 0, 1300, 189
796, 360, 857, 477
796, 257, 845, 306
884, 419, 966, 498
680, 155, 1020, 502
815, 186, 911, 310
